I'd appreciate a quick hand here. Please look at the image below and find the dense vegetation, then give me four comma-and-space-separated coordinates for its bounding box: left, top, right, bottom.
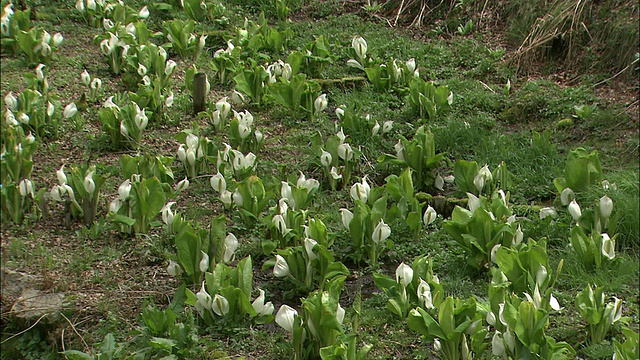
1, 0, 638, 359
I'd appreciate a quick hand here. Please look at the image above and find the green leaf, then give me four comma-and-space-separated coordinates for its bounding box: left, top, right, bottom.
373, 273, 397, 292
109, 213, 136, 226
438, 297, 455, 335
236, 256, 253, 297
386, 299, 404, 318
99, 333, 117, 356
142, 177, 167, 218
454, 160, 480, 195
407, 307, 445, 340
564, 148, 602, 192
176, 229, 200, 276
59, 350, 93, 360
149, 337, 177, 350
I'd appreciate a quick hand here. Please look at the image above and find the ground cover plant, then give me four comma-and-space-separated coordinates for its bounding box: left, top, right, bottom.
1, 0, 638, 359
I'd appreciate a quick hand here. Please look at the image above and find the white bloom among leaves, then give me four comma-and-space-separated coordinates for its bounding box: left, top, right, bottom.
161, 201, 175, 226
224, 233, 238, 262
599, 195, 613, 219
395, 262, 413, 287
513, 224, 523, 247
138, 5, 149, 19
474, 164, 492, 193
492, 331, 505, 357
337, 142, 353, 161
232, 189, 243, 206
175, 177, 189, 192
196, 281, 212, 311
165, 91, 174, 107
434, 174, 444, 191
486, 311, 496, 326
568, 199, 582, 222
330, 166, 342, 180
81, 70, 91, 86
320, 149, 332, 167
467, 192, 481, 213
536, 265, 547, 287
212, 294, 229, 316
63, 103, 77, 118
371, 121, 380, 136
490, 244, 501, 264
90, 78, 102, 91
252, 289, 274, 316
275, 305, 297, 333
372, 219, 391, 244
423, 205, 437, 225
297, 173, 319, 192
394, 139, 404, 161
166, 260, 181, 277
351, 36, 367, 60
382, 120, 393, 134
417, 278, 434, 309
4, 92, 17, 112
210, 172, 226, 193
350, 176, 371, 203
83, 170, 96, 197
220, 190, 232, 207
605, 297, 623, 325
539, 207, 557, 220
340, 208, 353, 230
164, 60, 177, 76
304, 237, 318, 260
560, 187, 575, 206
35, 63, 45, 81
199, 251, 209, 273
18, 179, 34, 198
336, 303, 346, 325
272, 214, 288, 236
280, 181, 294, 207
273, 254, 290, 277
56, 165, 67, 185
314, 93, 328, 115
601, 233, 615, 260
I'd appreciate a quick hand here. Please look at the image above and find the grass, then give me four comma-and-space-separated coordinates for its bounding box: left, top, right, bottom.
1, 1, 638, 359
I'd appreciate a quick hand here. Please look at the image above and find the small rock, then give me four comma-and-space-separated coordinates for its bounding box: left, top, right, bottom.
1, 268, 37, 305
11, 289, 65, 321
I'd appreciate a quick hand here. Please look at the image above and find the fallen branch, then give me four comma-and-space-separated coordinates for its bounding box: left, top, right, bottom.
312, 76, 367, 85
592, 58, 639, 88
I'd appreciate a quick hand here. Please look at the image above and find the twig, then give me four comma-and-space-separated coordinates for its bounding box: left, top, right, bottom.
373, 13, 392, 27
409, 2, 426, 28
313, 76, 367, 85
478, 80, 496, 94
393, 0, 405, 27
580, 21, 593, 41
61, 312, 90, 352
592, 58, 639, 88
1, 313, 48, 344
478, 0, 490, 29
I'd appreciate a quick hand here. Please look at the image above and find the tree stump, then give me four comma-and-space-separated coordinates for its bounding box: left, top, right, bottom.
193, 72, 208, 114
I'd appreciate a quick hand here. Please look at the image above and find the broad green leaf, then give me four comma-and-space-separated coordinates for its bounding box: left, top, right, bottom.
109, 213, 136, 226
149, 337, 176, 350
236, 256, 253, 297
176, 229, 200, 276
59, 351, 93, 360
438, 297, 456, 336
407, 307, 446, 340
